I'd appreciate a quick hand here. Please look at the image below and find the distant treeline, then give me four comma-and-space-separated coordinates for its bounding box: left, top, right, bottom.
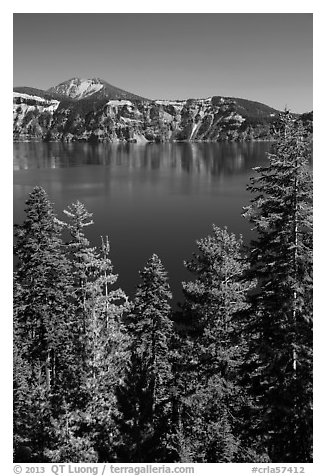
13, 113, 313, 463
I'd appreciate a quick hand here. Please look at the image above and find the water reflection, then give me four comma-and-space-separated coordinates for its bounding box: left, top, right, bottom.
13, 141, 273, 306
13, 141, 271, 177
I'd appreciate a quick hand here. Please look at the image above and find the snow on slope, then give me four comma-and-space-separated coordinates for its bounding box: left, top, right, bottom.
67, 79, 103, 99
13, 92, 60, 113
13, 92, 60, 131
50, 78, 104, 99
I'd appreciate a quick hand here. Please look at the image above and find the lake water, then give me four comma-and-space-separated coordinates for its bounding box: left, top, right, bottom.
13, 141, 272, 306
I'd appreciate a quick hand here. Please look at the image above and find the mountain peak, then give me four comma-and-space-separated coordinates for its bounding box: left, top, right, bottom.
47, 77, 105, 100
47, 77, 148, 102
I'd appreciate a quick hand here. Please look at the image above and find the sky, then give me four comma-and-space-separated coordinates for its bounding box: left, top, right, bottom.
13, 13, 312, 113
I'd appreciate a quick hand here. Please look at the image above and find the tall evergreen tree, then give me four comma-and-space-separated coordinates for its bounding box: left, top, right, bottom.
62, 201, 97, 331
62, 201, 129, 380
116, 254, 176, 462
62, 203, 126, 379
242, 112, 313, 462
81, 236, 130, 462
178, 225, 259, 462
13, 187, 78, 461
60, 203, 130, 461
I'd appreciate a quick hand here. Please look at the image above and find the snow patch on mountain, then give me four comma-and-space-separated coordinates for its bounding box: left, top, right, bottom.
13, 92, 60, 114
106, 100, 133, 107
13, 92, 60, 137
49, 78, 104, 99
155, 100, 186, 106
68, 80, 103, 99
14, 92, 45, 102
13, 92, 60, 110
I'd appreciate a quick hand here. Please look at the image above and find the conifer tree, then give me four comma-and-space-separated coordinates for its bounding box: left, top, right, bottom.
242, 113, 313, 462
62, 201, 129, 374
116, 254, 176, 462
179, 225, 257, 462
14, 188, 78, 393
61, 202, 130, 461
62, 201, 97, 328
82, 236, 130, 462
13, 187, 78, 461
13, 287, 52, 462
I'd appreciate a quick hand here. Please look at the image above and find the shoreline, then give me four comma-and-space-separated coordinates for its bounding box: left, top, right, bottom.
13, 138, 276, 144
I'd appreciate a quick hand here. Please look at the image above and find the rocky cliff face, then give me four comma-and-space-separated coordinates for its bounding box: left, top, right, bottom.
13, 78, 294, 143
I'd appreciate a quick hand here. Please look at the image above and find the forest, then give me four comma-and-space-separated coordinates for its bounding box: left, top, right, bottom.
13, 113, 313, 463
